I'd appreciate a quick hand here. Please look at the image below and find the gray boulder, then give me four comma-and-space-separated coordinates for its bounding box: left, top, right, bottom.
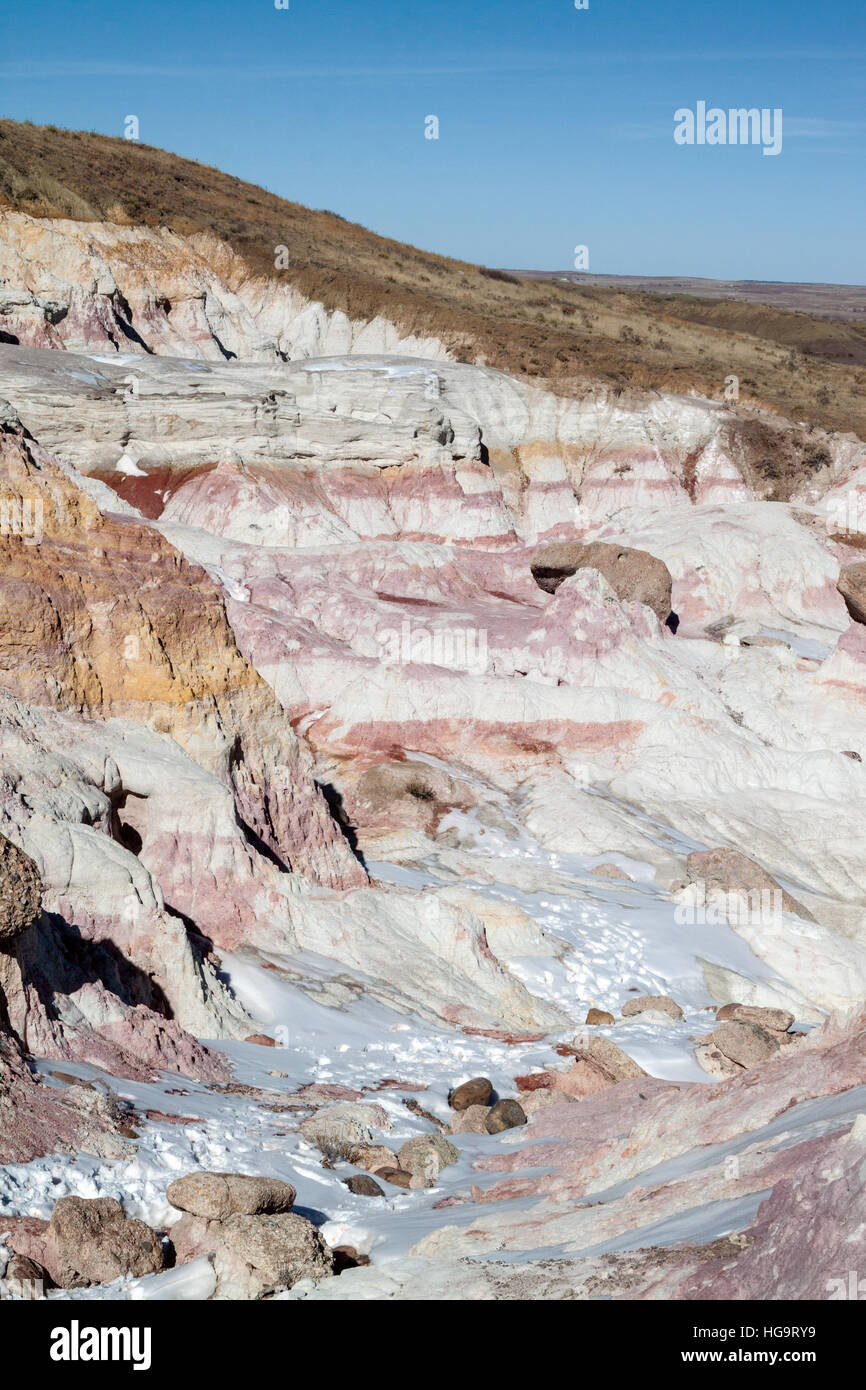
685, 848, 813, 921
299, 1102, 390, 1159
45, 1196, 164, 1288
485, 1099, 528, 1134
531, 541, 673, 623
622, 994, 684, 1021
343, 1174, 386, 1198
397, 1134, 459, 1187
715, 1003, 794, 1033
212, 1212, 333, 1300
712, 1021, 781, 1069
166, 1172, 296, 1220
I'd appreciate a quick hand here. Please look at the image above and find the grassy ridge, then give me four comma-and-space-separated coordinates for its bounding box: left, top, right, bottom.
1, 119, 864, 438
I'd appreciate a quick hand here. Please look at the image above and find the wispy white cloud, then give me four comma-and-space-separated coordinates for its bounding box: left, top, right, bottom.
0, 49, 863, 83
1, 59, 538, 81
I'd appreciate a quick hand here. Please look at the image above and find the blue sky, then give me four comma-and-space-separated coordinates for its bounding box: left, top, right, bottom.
0, 0, 864, 282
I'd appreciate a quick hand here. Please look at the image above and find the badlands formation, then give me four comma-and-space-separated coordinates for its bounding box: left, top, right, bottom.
1, 206, 866, 1301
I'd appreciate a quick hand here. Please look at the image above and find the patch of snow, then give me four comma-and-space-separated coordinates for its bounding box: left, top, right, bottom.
115, 453, 148, 477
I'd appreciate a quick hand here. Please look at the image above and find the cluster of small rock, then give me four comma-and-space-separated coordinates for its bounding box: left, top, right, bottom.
514, 1032, 648, 1108
447, 1077, 527, 1136
496, 994, 682, 1111
578, 990, 801, 1083
303, 1085, 528, 1198
293, 1100, 455, 1197
584, 991, 685, 1028
507, 993, 800, 1105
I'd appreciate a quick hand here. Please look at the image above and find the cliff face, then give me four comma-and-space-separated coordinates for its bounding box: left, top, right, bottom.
0, 396, 571, 1099
0, 411, 366, 1085
0, 410, 363, 886
0, 210, 450, 363
2, 330, 865, 1083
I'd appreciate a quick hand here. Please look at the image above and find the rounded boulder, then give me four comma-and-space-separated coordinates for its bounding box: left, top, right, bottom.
485, 1099, 528, 1134
166, 1172, 297, 1221
449, 1077, 494, 1111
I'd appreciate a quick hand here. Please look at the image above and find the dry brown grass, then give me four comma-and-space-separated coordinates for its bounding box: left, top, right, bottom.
1, 119, 865, 438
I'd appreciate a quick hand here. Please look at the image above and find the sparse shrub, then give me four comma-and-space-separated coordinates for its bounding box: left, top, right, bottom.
802, 449, 830, 469
753, 456, 780, 478
405, 781, 435, 802
619, 325, 643, 345
479, 266, 520, 285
